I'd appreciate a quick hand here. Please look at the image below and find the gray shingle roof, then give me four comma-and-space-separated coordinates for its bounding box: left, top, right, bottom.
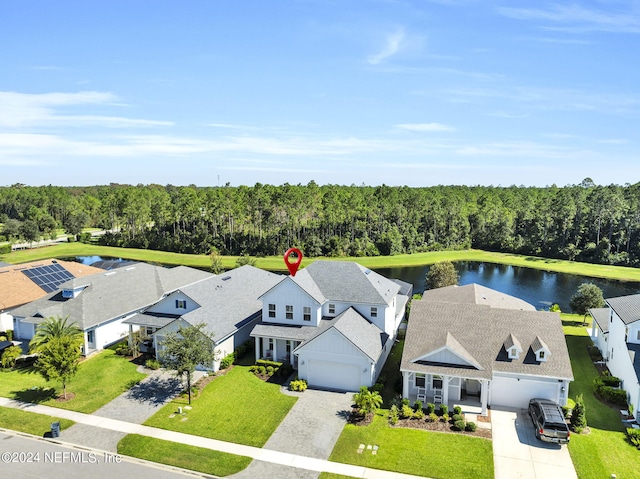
123, 312, 177, 328
251, 319, 334, 341
422, 283, 536, 311
606, 294, 640, 325
176, 265, 283, 343
292, 261, 401, 305
401, 301, 573, 381
504, 333, 522, 352
589, 307, 610, 333
531, 335, 549, 353
12, 263, 212, 330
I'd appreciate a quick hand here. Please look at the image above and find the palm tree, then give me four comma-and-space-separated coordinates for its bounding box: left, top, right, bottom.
29, 316, 84, 354
353, 386, 383, 417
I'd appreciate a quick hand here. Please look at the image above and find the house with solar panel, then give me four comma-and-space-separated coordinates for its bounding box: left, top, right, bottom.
10, 262, 211, 355
0, 260, 102, 334
590, 293, 640, 419
250, 261, 412, 391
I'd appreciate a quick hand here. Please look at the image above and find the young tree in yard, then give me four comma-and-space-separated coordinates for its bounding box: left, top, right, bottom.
209, 247, 224, 274
35, 336, 81, 399
29, 316, 84, 354
425, 261, 459, 290
570, 393, 587, 432
353, 386, 383, 418
569, 283, 605, 324
159, 322, 218, 404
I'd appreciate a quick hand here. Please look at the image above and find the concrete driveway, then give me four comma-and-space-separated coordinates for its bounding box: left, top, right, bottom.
492, 408, 577, 479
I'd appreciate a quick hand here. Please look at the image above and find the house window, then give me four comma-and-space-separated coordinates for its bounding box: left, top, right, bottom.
87, 330, 94, 344
286, 305, 293, 320
510, 348, 517, 357
268, 303, 276, 318
432, 376, 443, 390
538, 351, 545, 359
415, 373, 426, 388
303, 306, 311, 321
145, 327, 155, 336
175, 299, 187, 309
328, 304, 335, 315
636, 330, 640, 341
371, 307, 378, 318
268, 338, 273, 350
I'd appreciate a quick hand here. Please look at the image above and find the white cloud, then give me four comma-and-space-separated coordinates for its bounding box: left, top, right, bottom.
367, 29, 407, 65
396, 123, 456, 132
0, 91, 171, 128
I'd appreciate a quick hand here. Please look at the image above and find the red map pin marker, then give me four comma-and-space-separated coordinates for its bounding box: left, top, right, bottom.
284, 247, 303, 276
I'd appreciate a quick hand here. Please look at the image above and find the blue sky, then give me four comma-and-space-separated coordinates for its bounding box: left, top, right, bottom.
1, 0, 639, 187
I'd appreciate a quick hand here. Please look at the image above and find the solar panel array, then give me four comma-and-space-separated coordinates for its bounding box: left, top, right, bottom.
22, 263, 75, 293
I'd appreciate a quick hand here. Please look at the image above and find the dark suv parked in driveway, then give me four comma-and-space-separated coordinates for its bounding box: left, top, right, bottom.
528, 398, 570, 444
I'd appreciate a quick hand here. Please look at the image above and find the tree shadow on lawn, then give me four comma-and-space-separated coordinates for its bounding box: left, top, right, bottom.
13, 386, 57, 403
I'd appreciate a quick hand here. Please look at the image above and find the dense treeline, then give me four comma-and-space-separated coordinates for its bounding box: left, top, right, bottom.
1, 179, 640, 266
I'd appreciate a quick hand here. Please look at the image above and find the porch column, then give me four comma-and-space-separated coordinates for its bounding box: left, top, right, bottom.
443, 376, 451, 406
254, 337, 261, 361
272, 340, 277, 362
402, 371, 409, 399
127, 324, 133, 349
480, 379, 489, 416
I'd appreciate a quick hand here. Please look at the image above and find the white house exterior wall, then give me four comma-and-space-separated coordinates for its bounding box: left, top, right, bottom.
145, 292, 199, 316
0, 312, 12, 332
422, 348, 472, 367
296, 328, 373, 390
605, 310, 638, 413
261, 281, 321, 326
13, 317, 34, 340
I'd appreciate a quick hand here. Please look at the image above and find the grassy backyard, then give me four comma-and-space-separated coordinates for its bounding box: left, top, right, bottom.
4, 244, 640, 281
0, 349, 146, 413
562, 316, 640, 479
118, 434, 252, 477
325, 411, 493, 479
142, 365, 296, 447
0, 406, 74, 436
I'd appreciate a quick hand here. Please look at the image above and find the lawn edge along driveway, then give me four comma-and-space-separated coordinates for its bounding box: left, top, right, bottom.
143, 366, 297, 447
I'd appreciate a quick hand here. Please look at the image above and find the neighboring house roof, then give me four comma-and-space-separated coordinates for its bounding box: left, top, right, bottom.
0, 259, 102, 311
422, 283, 536, 311
89, 259, 138, 270
11, 262, 212, 330
123, 312, 178, 329
401, 301, 573, 381
252, 319, 334, 342
606, 294, 640, 325
293, 307, 389, 362
284, 261, 402, 306
172, 265, 283, 343
589, 307, 610, 334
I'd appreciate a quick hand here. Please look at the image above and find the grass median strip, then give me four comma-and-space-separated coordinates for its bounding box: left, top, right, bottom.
118, 434, 252, 477
0, 406, 74, 436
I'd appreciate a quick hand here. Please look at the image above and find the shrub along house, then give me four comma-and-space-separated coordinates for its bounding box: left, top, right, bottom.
590, 293, 640, 417
251, 260, 412, 391
10, 262, 211, 355
401, 285, 573, 415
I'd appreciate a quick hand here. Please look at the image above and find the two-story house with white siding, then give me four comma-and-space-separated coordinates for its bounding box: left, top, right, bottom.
250, 260, 412, 392
590, 294, 640, 415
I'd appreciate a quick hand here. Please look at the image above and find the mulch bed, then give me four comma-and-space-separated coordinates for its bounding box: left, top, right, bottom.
55, 392, 76, 402
348, 409, 492, 439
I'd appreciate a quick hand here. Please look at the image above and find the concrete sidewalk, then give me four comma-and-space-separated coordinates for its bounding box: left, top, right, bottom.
0, 396, 429, 479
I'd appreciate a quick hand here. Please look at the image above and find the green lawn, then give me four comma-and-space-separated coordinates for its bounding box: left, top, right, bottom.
118, 434, 252, 477
4, 245, 640, 281
0, 349, 146, 413
0, 406, 74, 436
326, 411, 493, 479
563, 318, 640, 479
143, 366, 297, 447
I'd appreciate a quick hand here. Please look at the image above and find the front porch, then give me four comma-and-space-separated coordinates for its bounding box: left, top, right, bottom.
402, 370, 490, 416
254, 336, 302, 368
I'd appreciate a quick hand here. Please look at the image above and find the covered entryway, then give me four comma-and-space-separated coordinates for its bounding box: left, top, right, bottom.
491, 376, 560, 408
307, 360, 361, 391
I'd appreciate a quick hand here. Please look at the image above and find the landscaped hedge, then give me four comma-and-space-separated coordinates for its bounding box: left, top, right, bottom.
0, 244, 11, 254
594, 376, 627, 406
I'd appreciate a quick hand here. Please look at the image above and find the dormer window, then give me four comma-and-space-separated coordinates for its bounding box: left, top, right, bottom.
176, 300, 187, 309
328, 304, 335, 315
509, 348, 518, 359
539, 351, 545, 359
504, 333, 522, 360
532, 335, 550, 362
371, 307, 378, 318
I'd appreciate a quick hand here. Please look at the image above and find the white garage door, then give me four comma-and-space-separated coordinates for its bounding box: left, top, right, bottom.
307, 360, 361, 391
491, 376, 559, 409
